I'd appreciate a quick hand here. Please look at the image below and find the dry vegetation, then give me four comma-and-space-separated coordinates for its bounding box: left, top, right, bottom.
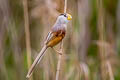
0, 0, 120, 80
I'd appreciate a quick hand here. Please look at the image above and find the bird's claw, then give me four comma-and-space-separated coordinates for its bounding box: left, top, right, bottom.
57, 49, 62, 55
52, 48, 62, 55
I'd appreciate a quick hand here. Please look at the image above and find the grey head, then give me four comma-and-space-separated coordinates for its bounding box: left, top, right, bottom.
56, 13, 72, 24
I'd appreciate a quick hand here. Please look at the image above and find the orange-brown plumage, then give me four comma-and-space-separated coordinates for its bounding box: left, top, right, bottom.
46, 30, 65, 47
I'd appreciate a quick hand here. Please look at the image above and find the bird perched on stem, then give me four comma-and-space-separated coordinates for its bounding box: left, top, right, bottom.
26, 13, 72, 78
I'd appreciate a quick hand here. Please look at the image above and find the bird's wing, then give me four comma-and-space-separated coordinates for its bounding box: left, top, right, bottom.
44, 31, 55, 44
45, 30, 63, 44
45, 32, 52, 42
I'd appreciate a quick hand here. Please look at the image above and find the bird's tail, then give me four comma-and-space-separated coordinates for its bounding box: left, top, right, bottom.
26, 45, 48, 79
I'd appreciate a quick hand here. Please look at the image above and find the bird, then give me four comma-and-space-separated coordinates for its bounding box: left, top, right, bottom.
26, 13, 72, 78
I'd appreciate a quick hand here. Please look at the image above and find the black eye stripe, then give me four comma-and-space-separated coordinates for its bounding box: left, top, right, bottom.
60, 13, 67, 17
60, 14, 64, 15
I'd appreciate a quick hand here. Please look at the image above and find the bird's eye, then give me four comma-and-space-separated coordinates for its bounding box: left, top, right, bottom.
64, 14, 67, 17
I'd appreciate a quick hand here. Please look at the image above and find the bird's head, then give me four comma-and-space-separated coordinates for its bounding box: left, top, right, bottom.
57, 13, 72, 24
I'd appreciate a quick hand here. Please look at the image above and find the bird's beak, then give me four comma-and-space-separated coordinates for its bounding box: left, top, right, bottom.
67, 14, 72, 20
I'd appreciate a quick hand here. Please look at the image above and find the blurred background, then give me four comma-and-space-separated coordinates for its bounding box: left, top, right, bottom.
0, 0, 120, 80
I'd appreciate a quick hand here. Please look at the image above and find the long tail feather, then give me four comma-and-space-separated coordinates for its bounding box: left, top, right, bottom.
26, 45, 48, 79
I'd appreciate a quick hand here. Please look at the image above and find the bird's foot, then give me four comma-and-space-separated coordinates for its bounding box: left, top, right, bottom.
52, 48, 62, 55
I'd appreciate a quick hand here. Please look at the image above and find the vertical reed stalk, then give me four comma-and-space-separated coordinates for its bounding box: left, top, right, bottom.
77, 0, 91, 79
55, 41, 63, 80
64, 0, 67, 13
56, 1, 67, 79
97, 0, 106, 79
23, 0, 33, 80
97, 0, 114, 80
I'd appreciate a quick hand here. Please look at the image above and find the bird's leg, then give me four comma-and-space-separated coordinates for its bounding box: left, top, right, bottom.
52, 47, 62, 55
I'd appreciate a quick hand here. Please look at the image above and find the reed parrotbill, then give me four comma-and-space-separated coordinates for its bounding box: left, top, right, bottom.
26, 13, 72, 78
